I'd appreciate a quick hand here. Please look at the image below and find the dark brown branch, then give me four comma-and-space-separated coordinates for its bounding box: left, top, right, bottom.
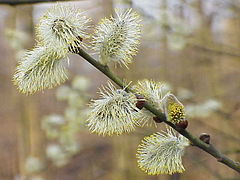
76, 48, 240, 174
0, 0, 68, 6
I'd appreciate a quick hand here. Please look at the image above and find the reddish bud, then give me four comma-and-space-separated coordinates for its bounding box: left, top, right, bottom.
136, 100, 145, 110
175, 120, 188, 129
199, 133, 210, 144
135, 94, 145, 110
153, 117, 163, 123
77, 36, 83, 41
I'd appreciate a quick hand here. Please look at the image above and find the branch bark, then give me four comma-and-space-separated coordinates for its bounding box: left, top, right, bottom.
76, 48, 240, 174
0, 0, 68, 5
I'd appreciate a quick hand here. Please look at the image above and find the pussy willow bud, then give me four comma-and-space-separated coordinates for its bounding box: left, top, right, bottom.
199, 133, 210, 144
175, 120, 188, 129
134, 80, 169, 126
137, 127, 190, 175
92, 8, 141, 67
36, 4, 91, 53
13, 46, 68, 94
135, 94, 146, 109
162, 93, 187, 126
87, 82, 139, 136
134, 80, 166, 108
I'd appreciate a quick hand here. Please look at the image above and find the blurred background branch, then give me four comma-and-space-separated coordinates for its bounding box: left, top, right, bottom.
190, 42, 240, 58
0, 0, 68, 5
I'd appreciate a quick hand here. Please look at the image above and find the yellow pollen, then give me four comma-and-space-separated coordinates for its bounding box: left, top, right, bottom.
168, 103, 185, 123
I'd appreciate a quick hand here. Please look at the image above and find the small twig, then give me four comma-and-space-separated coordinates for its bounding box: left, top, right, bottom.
0, 0, 68, 6
190, 42, 240, 58
76, 48, 240, 173
194, 118, 240, 142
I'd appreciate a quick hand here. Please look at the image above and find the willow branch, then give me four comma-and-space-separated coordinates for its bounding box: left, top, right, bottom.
76, 48, 240, 173
190, 42, 240, 58
0, 0, 68, 5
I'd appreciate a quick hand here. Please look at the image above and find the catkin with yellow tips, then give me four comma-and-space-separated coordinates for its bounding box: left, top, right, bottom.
137, 128, 190, 175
